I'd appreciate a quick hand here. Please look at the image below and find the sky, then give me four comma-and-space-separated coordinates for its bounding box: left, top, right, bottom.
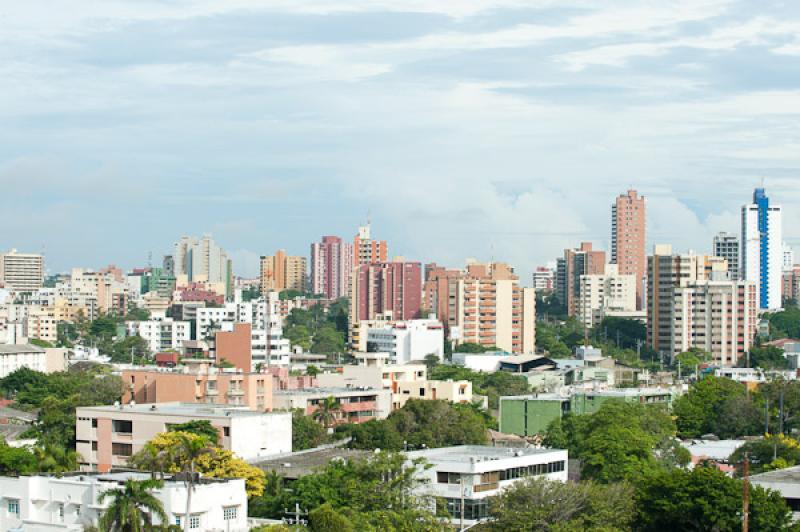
2, 0, 800, 279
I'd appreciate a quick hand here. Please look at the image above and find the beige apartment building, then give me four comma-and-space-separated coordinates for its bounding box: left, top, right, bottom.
648, 244, 753, 366
611, 190, 646, 309
0, 250, 44, 292
260, 250, 307, 293
576, 264, 637, 328
556, 243, 606, 316
76, 402, 291, 472
122, 359, 273, 411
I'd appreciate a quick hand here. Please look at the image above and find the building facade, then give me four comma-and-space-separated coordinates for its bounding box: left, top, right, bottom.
310, 236, 354, 299
0, 472, 249, 532
741, 188, 782, 310
555, 242, 606, 316
76, 402, 291, 472
0, 249, 44, 292
531, 266, 555, 292
350, 261, 422, 323
353, 224, 388, 266
173, 235, 232, 299
611, 190, 646, 309
260, 250, 307, 293
713, 232, 740, 280
272, 387, 392, 423
576, 264, 637, 328
126, 318, 191, 353
366, 319, 445, 364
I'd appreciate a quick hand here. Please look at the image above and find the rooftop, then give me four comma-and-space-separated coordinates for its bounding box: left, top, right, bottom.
273, 387, 382, 396
0, 344, 45, 354
405, 445, 565, 463
750, 465, 800, 484
254, 447, 371, 480
681, 439, 746, 461
76, 402, 286, 419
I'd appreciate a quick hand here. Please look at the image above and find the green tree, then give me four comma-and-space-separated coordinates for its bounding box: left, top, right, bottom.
33, 442, 79, 473
110, 335, 150, 363
285, 325, 313, 352
292, 409, 329, 450
312, 396, 342, 428
0, 439, 37, 475
423, 353, 440, 373
768, 306, 800, 339
309, 503, 355, 532
168, 420, 219, 443
478, 477, 635, 532
673, 376, 759, 438
454, 342, 496, 353
98, 478, 168, 532
730, 434, 800, 474
634, 465, 792, 532
312, 326, 346, 354
124, 308, 151, 321
748, 345, 788, 369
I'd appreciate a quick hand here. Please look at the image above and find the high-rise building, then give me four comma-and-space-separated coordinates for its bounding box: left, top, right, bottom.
0, 249, 44, 292
532, 265, 555, 292
424, 262, 536, 354
576, 264, 637, 329
555, 242, 606, 316
349, 261, 422, 324
713, 232, 740, 280
173, 235, 232, 298
647, 244, 755, 366
611, 190, 646, 309
353, 224, 388, 266
310, 236, 353, 299
260, 251, 307, 294
741, 188, 783, 310
783, 242, 794, 272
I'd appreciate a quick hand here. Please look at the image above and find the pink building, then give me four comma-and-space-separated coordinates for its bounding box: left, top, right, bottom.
310, 236, 354, 300
350, 261, 422, 323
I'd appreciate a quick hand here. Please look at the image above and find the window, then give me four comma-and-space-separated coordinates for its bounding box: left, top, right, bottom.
91, 418, 98, 428
223, 506, 238, 520
223, 427, 230, 437
8, 499, 19, 516
57, 503, 64, 522
112, 420, 133, 434
188, 514, 201, 529
112, 443, 133, 457
92, 441, 98, 451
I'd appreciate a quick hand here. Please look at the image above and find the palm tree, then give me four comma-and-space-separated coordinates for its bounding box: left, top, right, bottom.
34, 443, 79, 473
128, 444, 170, 480
172, 433, 215, 532
312, 396, 341, 429
98, 478, 168, 532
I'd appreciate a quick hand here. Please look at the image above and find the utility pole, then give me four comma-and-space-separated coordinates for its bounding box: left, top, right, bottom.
284, 502, 308, 526
460, 475, 465, 532
743, 453, 750, 532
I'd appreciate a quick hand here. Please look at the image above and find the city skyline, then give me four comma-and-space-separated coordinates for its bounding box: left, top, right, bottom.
3, 2, 800, 277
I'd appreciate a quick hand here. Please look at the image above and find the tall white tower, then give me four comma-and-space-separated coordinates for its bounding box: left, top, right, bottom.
741, 188, 782, 311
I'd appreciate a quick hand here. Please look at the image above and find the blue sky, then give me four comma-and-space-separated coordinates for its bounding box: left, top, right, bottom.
2, 0, 800, 278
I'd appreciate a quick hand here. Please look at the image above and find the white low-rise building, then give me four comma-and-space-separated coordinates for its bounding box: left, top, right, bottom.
76, 402, 291, 472
451, 351, 511, 373
126, 318, 191, 353
0, 471, 248, 531
0, 344, 46, 378
366, 319, 444, 365
407, 445, 568, 525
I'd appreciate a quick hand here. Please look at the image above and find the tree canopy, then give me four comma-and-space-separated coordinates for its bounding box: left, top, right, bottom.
673, 376, 762, 439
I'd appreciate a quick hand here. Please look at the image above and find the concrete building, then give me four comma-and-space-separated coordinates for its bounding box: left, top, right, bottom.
365, 318, 444, 364
75, 402, 291, 472
407, 445, 568, 525
532, 265, 555, 292
556, 242, 606, 316
451, 352, 512, 373
311, 236, 354, 300
122, 360, 274, 410
611, 190, 646, 309
173, 235, 232, 299
272, 387, 392, 423
741, 188, 783, 310
126, 318, 191, 353
783, 265, 800, 304
0, 344, 46, 378
576, 264, 637, 328
260, 250, 307, 293
0, 249, 44, 292
714, 231, 740, 281
750, 466, 800, 521
0, 471, 248, 531
353, 223, 388, 266
785, 242, 795, 272
350, 261, 422, 323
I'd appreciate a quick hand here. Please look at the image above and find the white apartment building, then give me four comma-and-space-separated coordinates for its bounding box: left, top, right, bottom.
76, 402, 291, 472
174, 235, 232, 296
407, 446, 568, 525
0, 249, 44, 292
0, 471, 248, 531
713, 232, 740, 281
126, 319, 191, 353
366, 319, 444, 364
576, 264, 637, 328
0, 344, 46, 378
741, 188, 782, 311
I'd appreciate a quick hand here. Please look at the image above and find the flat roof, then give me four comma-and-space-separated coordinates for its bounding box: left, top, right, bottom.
405, 445, 565, 463
273, 387, 382, 396
0, 344, 45, 354
254, 447, 371, 479
681, 439, 746, 460
750, 465, 800, 484
77, 402, 285, 419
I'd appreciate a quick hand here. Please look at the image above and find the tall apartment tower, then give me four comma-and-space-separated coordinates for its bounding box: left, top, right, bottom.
354, 224, 388, 266
260, 250, 307, 294
310, 236, 354, 299
611, 190, 646, 309
555, 242, 606, 316
713, 232, 739, 280
0, 249, 44, 292
349, 261, 422, 323
741, 187, 783, 310
647, 244, 754, 365
173, 235, 232, 291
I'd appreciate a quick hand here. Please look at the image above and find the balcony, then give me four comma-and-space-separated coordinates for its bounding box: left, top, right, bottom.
227, 389, 245, 396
